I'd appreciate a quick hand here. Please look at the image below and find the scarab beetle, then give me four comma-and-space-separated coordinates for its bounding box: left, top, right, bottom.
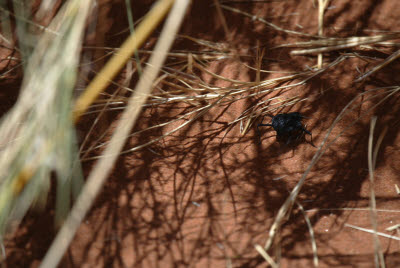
257, 112, 315, 147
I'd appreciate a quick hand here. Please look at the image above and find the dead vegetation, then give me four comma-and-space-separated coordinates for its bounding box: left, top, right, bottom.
1, 0, 400, 267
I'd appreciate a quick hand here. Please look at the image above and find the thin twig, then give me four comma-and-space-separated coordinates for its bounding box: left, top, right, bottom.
346, 224, 400, 241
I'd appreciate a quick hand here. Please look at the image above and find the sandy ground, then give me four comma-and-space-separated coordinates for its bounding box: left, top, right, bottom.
2, 0, 400, 267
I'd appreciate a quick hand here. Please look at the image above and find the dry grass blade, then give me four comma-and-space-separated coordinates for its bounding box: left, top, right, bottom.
290, 33, 400, 55
345, 224, 400, 242
73, 0, 175, 122
255, 244, 278, 268
297, 201, 318, 267
395, 184, 400, 195
317, 0, 329, 68
39, 0, 190, 267
368, 117, 383, 267
0, 0, 91, 235
386, 224, 400, 232
368, 116, 387, 268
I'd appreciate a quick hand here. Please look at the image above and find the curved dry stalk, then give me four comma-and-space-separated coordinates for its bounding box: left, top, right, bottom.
297, 201, 319, 267
368, 117, 387, 268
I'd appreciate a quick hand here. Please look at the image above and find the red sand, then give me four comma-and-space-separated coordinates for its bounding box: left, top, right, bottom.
2, 0, 400, 267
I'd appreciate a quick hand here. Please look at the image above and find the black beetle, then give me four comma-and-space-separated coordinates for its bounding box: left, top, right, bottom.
257, 112, 315, 147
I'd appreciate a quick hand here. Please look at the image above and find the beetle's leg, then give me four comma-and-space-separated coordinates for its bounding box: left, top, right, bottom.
303, 127, 312, 136
309, 133, 316, 147
304, 128, 316, 147
301, 125, 316, 147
